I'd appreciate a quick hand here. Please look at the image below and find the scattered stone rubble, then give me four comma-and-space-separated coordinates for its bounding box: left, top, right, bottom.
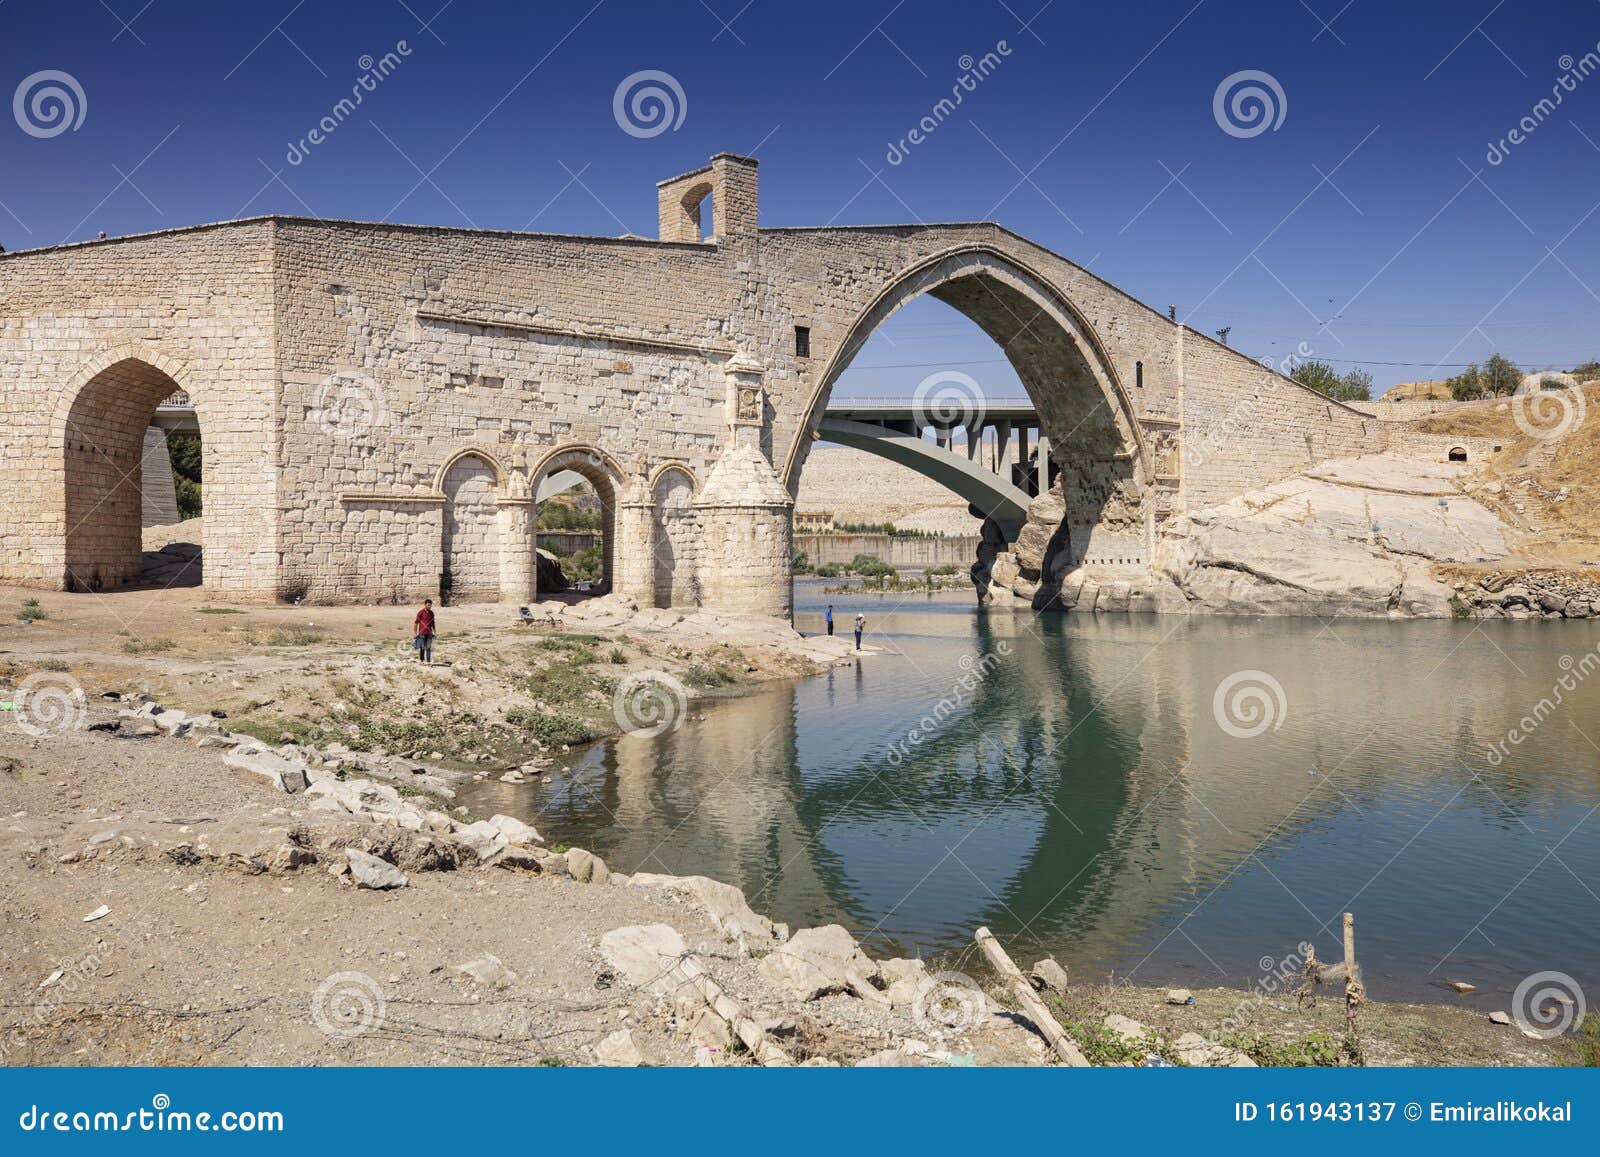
1440, 567, 1600, 619
85, 699, 1274, 1068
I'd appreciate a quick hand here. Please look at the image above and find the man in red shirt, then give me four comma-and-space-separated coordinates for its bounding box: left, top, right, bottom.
413, 599, 436, 662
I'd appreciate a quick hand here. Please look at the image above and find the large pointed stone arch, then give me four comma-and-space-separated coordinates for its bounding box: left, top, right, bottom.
782, 245, 1155, 574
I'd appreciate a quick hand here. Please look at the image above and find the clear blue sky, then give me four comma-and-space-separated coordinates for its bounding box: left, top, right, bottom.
3, 0, 1598, 394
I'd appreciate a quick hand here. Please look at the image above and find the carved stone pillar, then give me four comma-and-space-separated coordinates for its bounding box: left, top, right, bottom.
612, 462, 656, 605
498, 453, 537, 602
693, 356, 794, 618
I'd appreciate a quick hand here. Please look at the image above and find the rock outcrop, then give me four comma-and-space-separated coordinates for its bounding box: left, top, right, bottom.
978, 454, 1520, 619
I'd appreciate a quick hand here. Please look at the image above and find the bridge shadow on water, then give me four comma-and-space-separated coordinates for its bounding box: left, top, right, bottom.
464, 592, 1600, 1001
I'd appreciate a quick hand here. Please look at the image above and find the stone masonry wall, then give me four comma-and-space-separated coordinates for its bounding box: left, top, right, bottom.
0, 222, 279, 594
0, 157, 1386, 610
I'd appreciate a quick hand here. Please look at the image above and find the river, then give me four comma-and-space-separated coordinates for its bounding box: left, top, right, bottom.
464, 579, 1600, 1006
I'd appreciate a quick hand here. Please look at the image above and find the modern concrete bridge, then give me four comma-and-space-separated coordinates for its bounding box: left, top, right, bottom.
818, 396, 1046, 540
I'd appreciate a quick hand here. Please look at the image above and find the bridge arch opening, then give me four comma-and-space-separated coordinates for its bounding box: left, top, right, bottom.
785, 248, 1150, 592
56, 355, 204, 592
531, 445, 621, 598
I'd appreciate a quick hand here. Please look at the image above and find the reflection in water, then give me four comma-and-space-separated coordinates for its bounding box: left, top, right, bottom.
463, 583, 1600, 1005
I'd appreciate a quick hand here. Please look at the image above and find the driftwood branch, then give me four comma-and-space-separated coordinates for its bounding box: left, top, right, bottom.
673, 955, 792, 1067
975, 926, 1090, 1067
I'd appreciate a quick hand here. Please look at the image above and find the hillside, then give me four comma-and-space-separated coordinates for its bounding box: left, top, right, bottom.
1414, 383, 1600, 566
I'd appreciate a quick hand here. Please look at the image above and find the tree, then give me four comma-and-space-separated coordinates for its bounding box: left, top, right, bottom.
1291, 360, 1372, 402
166, 432, 202, 520
1448, 362, 1485, 400
1448, 353, 1522, 400
1571, 359, 1600, 381
1483, 353, 1522, 396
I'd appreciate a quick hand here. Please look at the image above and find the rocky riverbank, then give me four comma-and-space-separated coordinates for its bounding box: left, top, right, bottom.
1, 684, 1577, 1068
975, 453, 1591, 620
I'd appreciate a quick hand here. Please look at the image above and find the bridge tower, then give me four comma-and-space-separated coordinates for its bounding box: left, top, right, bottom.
693, 354, 794, 618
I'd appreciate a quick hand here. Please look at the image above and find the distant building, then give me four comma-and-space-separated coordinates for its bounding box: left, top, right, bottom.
794, 510, 835, 533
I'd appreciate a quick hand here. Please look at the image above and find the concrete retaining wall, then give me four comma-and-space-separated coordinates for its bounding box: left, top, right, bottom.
797, 533, 978, 570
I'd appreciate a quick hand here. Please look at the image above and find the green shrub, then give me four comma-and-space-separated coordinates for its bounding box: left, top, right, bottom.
1566, 1013, 1600, 1067
505, 705, 592, 746
683, 663, 735, 689
849, 553, 896, 578
1291, 360, 1372, 402
1217, 1030, 1357, 1067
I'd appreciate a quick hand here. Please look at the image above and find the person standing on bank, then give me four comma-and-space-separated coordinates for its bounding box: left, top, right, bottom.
825, 604, 834, 636
853, 612, 865, 651
414, 598, 436, 663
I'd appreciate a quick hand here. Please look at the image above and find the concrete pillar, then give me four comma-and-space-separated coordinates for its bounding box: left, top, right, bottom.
140, 426, 180, 527
1036, 433, 1051, 493
992, 421, 1012, 475
1017, 427, 1030, 492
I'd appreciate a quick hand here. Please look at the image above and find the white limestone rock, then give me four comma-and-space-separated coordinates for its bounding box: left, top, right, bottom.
344, 848, 408, 890
757, 924, 880, 1001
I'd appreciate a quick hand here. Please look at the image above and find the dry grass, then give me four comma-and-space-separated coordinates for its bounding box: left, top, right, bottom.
1421, 384, 1600, 565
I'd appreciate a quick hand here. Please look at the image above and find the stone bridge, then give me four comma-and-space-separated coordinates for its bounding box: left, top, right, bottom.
0, 152, 1380, 615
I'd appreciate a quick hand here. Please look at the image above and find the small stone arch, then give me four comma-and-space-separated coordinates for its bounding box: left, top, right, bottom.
530, 443, 627, 594
51, 348, 198, 591
1448, 446, 1468, 463
677, 180, 715, 241
440, 452, 502, 602
433, 446, 509, 494
649, 462, 700, 608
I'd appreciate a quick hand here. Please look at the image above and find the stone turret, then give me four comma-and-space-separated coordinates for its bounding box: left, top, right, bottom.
693, 354, 793, 617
